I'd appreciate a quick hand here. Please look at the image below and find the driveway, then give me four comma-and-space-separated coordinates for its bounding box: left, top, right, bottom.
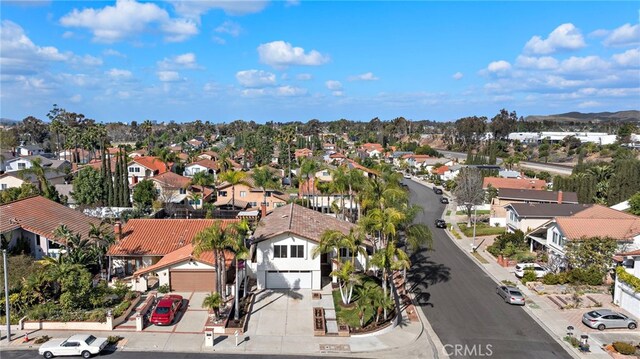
145, 292, 210, 334
248, 289, 313, 337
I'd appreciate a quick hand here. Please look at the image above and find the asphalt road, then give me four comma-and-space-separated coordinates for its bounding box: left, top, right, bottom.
0, 351, 350, 359
437, 149, 573, 176
405, 179, 572, 359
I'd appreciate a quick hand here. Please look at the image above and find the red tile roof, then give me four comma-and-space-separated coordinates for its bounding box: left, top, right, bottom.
253, 203, 356, 243
107, 219, 239, 256
556, 205, 640, 241
133, 243, 234, 276
434, 166, 449, 175
360, 143, 384, 152
330, 152, 346, 159
0, 196, 104, 242
294, 148, 313, 158
151, 171, 191, 188
187, 159, 218, 171
483, 177, 546, 190
130, 156, 168, 174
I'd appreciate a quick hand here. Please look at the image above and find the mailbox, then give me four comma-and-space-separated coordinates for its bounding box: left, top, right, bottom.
204, 330, 214, 347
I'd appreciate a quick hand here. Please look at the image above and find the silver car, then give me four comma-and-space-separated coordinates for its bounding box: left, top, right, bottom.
582, 309, 637, 330
496, 285, 526, 306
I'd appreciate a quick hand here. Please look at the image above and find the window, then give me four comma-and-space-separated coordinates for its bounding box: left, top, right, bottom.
18, 163, 26, 169
0, 184, 6, 190
240, 191, 247, 198
218, 191, 227, 197
249, 202, 257, 207
128, 166, 140, 173
274, 245, 287, 258
339, 248, 352, 258
179, 188, 186, 195
36, 235, 41, 246
290, 245, 304, 258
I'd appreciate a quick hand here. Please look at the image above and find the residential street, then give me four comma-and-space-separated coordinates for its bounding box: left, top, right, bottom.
405, 179, 573, 359
0, 351, 349, 359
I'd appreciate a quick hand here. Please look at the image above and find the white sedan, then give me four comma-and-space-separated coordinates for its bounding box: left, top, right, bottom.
39, 334, 108, 359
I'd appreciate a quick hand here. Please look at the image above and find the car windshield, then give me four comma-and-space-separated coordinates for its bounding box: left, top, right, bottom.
85, 335, 96, 345
588, 311, 601, 318
155, 306, 171, 314
509, 290, 522, 296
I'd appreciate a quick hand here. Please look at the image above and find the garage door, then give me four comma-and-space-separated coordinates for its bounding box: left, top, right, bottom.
169, 270, 216, 292
266, 270, 312, 289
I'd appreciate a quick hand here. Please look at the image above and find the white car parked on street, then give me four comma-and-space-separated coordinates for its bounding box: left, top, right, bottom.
514, 263, 549, 278
39, 334, 108, 359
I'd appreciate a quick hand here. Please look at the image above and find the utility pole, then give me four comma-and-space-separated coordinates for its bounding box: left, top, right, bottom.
472, 205, 478, 252
3, 250, 10, 343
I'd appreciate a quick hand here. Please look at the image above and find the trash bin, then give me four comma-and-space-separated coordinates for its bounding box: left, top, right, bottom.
204, 330, 214, 347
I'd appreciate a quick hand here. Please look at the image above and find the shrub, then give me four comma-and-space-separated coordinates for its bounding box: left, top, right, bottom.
112, 300, 131, 318
34, 335, 51, 344
612, 341, 636, 355
521, 269, 537, 284
542, 272, 570, 285
564, 335, 579, 348
111, 281, 131, 300
107, 335, 123, 345
513, 251, 536, 263
158, 284, 171, 294
569, 267, 604, 286
86, 309, 107, 322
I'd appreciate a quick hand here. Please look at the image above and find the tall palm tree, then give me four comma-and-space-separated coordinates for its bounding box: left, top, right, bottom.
158, 148, 177, 172
218, 170, 248, 210
230, 219, 250, 321
299, 159, 320, 210
19, 158, 56, 199
193, 221, 240, 302
373, 287, 394, 324
371, 240, 408, 319
331, 260, 361, 305
278, 126, 296, 187
251, 166, 279, 210
88, 222, 115, 274
190, 171, 215, 196
330, 166, 349, 219
345, 167, 365, 221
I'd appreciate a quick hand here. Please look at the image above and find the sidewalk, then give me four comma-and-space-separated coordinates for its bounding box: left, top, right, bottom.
0, 289, 436, 358
417, 177, 610, 359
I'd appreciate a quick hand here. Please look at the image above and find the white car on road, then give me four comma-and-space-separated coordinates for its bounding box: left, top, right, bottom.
39, 334, 108, 359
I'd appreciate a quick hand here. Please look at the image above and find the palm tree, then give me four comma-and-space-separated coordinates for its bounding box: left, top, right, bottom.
190, 171, 215, 197
299, 159, 320, 210
355, 285, 376, 328
252, 166, 279, 210
331, 260, 361, 305
202, 292, 223, 320
19, 158, 56, 199
278, 126, 296, 187
345, 167, 365, 221
230, 219, 250, 321
399, 204, 433, 252
373, 287, 394, 324
193, 221, 240, 302
218, 170, 248, 210
158, 148, 177, 172
330, 166, 349, 219
371, 240, 408, 319
187, 193, 203, 210
88, 222, 115, 274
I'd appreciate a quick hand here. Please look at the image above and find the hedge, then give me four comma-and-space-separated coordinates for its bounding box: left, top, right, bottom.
616, 266, 640, 292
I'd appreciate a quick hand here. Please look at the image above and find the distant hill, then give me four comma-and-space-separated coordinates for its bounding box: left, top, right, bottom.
0, 118, 18, 126
524, 110, 640, 123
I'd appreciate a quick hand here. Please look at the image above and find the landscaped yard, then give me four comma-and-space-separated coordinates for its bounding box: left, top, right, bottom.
456, 210, 491, 215
332, 275, 386, 329
458, 222, 505, 237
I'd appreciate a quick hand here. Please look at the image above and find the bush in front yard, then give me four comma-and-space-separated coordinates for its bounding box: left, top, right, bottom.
112, 300, 131, 318
521, 269, 537, 284
569, 267, 604, 286
612, 341, 636, 355
158, 284, 170, 294
542, 272, 570, 285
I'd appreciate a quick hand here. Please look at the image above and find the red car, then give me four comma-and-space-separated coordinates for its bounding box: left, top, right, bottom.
150, 295, 183, 326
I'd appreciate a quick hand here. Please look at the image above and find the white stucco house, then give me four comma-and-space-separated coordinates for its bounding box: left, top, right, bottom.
249, 203, 369, 290
613, 249, 640, 320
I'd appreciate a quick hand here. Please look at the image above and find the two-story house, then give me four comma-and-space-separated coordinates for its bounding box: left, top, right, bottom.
527, 205, 640, 271
489, 189, 578, 227
127, 156, 169, 184
249, 203, 370, 290
183, 159, 218, 178
150, 171, 214, 210
4, 155, 70, 174
215, 175, 287, 211
0, 196, 105, 259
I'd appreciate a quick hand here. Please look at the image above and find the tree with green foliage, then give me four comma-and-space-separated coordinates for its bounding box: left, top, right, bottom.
71, 167, 104, 205
120, 150, 130, 206
490, 109, 518, 140
628, 191, 640, 216
114, 153, 122, 206
564, 237, 618, 275
19, 158, 60, 202
453, 167, 484, 226
218, 170, 248, 210
106, 153, 115, 206
0, 183, 39, 204
132, 179, 157, 209
251, 166, 279, 209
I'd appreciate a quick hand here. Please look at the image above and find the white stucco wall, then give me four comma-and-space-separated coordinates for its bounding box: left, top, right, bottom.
255, 233, 321, 290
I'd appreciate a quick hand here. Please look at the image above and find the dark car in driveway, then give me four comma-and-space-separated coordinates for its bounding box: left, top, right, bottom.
435, 219, 447, 228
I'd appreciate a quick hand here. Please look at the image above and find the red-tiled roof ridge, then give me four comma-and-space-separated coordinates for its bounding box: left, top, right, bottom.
130, 156, 169, 173
188, 159, 218, 170
151, 171, 191, 188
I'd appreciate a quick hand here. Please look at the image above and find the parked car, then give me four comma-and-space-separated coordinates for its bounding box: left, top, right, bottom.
404, 174, 411, 179
582, 309, 637, 330
433, 187, 443, 195
150, 294, 184, 326
514, 263, 549, 278
496, 285, 526, 306
440, 197, 449, 204
435, 219, 447, 228
39, 334, 108, 359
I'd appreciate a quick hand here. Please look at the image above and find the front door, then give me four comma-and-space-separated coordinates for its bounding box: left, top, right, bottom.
320, 253, 331, 277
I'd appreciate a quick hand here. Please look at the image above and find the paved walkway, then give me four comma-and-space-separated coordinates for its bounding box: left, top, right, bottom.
417, 178, 614, 359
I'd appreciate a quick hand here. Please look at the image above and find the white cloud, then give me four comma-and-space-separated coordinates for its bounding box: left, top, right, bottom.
212, 36, 225, 44
103, 48, 125, 57
325, 80, 342, 90
236, 69, 276, 88
158, 53, 200, 70
74, 54, 103, 67
171, 0, 268, 19
296, 73, 312, 80
523, 23, 585, 55
332, 91, 344, 97
452, 72, 464, 80
60, 0, 198, 43
486, 60, 511, 73
157, 71, 182, 82
612, 48, 640, 67
276, 85, 307, 97
62, 31, 74, 39
577, 100, 601, 108
515, 55, 559, 70
559, 56, 609, 73
348, 72, 379, 81
603, 23, 640, 47
215, 20, 242, 37
70, 94, 82, 103
589, 29, 609, 38
106, 68, 133, 79
258, 41, 329, 69
240, 88, 267, 97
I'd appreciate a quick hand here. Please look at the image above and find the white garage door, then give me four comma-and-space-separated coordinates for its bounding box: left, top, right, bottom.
266, 270, 312, 289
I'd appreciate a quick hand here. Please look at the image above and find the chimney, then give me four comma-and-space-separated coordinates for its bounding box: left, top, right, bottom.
261, 202, 267, 218
114, 221, 122, 240
557, 190, 563, 204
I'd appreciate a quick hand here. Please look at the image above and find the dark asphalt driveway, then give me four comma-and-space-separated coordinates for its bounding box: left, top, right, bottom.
405, 179, 572, 359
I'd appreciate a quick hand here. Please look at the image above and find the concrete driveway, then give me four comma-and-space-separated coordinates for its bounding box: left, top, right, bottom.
249, 289, 313, 337
145, 292, 210, 334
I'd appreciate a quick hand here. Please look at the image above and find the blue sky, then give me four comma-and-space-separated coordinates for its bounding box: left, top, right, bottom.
1, 1, 638, 124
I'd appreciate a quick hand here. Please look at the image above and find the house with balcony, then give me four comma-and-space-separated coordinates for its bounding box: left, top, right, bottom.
0, 196, 104, 259
613, 249, 640, 319
526, 205, 640, 271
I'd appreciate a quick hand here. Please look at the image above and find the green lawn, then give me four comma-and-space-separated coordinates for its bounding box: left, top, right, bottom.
458, 222, 505, 237
445, 210, 451, 216
456, 210, 491, 215
332, 276, 381, 329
